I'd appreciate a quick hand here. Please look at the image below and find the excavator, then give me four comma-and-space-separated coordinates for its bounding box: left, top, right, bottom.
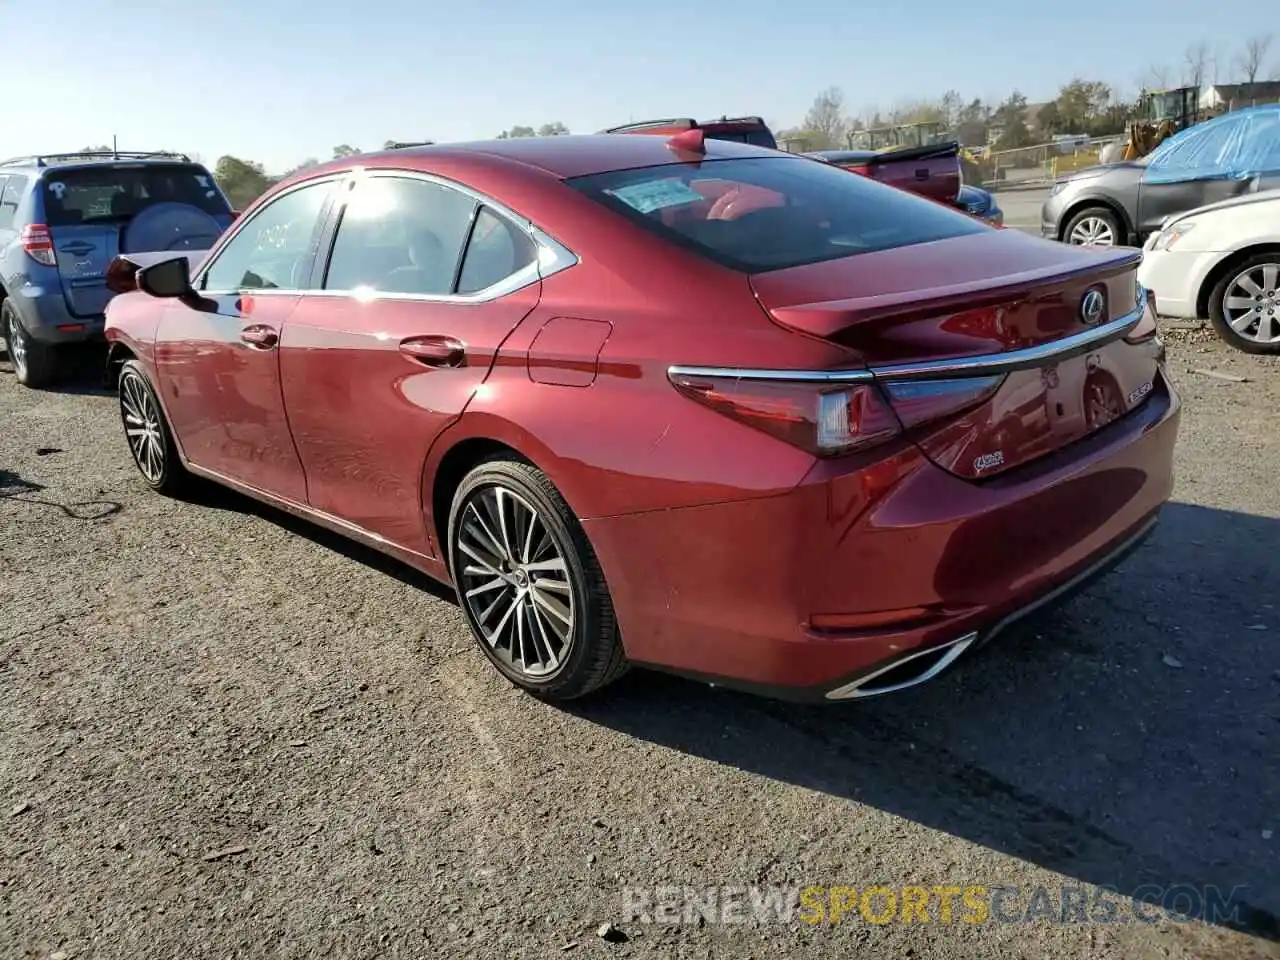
1099, 86, 1205, 163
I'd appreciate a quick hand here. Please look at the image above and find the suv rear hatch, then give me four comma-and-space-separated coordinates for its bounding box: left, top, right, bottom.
750, 229, 1160, 480
41, 162, 232, 318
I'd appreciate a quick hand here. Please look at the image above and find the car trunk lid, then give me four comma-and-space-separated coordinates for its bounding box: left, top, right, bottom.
750, 230, 1158, 479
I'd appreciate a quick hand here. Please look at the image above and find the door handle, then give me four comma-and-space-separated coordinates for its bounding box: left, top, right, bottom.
399, 335, 466, 368
240, 325, 279, 349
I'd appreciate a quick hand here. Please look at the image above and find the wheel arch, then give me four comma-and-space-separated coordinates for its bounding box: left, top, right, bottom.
1059, 196, 1135, 244
104, 340, 138, 389
1196, 243, 1280, 319
425, 414, 590, 572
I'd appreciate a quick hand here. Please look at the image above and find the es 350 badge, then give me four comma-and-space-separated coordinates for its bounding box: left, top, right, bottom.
1128, 380, 1153, 406
973, 450, 1005, 473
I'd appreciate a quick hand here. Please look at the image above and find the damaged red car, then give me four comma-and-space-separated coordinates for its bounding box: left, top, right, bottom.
104, 132, 1178, 702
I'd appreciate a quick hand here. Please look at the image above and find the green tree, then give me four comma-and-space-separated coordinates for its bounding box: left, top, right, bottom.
536, 122, 570, 136
800, 86, 848, 150
496, 125, 537, 139
213, 155, 273, 209
332, 144, 360, 158
1054, 78, 1112, 132
992, 91, 1033, 150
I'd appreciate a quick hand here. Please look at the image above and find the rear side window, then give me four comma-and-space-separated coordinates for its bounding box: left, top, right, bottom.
40, 163, 230, 227
457, 206, 538, 294
0, 175, 24, 229
566, 156, 986, 272
324, 176, 476, 295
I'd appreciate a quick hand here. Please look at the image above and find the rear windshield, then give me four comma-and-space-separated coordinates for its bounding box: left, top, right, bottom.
41, 163, 230, 227
565, 156, 986, 272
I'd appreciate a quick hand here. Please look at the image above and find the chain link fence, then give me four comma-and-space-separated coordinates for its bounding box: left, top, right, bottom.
974, 136, 1123, 190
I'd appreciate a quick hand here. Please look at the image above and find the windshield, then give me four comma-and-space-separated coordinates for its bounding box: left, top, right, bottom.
566, 156, 987, 273
41, 163, 230, 227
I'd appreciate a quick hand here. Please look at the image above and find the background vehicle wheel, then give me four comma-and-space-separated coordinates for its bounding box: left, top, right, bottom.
448, 457, 627, 700
2, 300, 59, 388
118, 359, 190, 495
1063, 207, 1121, 247
1207, 254, 1280, 355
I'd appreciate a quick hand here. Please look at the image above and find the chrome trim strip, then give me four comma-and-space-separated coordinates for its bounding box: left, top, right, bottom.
667, 303, 1145, 386
824, 631, 979, 700
867, 304, 1144, 382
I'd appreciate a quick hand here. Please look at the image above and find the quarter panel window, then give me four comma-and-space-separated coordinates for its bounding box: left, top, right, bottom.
457, 206, 538, 294
323, 176, 477, 295
200, 181, 332, 292
0, 175, 25, 230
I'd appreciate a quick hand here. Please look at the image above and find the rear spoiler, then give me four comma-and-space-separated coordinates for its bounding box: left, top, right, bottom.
106, 250, 209, 294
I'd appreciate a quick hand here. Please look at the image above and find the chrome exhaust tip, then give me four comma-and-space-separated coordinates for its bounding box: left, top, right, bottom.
824, 631, 979, 701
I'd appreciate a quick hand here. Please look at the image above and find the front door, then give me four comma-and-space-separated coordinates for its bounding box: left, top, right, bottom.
1135, 114, 1254, 237
154, 177, 337, 502
279, 173, 544, 555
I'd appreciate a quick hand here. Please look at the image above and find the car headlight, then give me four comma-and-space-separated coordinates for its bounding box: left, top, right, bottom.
1149, 221, 1196, 251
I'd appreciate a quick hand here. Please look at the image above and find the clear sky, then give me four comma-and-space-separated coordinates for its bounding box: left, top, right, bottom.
1, 0, 1263, 174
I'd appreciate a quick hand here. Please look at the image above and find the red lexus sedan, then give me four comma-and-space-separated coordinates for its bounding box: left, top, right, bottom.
104, 132, 1178, 702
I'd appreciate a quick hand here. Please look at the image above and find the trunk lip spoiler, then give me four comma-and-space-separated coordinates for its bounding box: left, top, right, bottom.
668, 295, 1148, 386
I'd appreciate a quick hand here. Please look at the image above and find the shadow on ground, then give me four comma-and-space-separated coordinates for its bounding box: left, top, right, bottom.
567, 501, 1280, 941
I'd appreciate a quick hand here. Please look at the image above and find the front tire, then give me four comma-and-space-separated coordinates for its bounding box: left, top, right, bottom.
1207, 254, 1280, 354
448, 457, 627, 700
118, 359, 190, 495
1063, 206, 1122, 247
2, 300, 59, 388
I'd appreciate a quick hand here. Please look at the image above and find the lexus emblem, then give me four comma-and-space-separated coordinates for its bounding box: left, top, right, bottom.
1081, 289, 1106, 326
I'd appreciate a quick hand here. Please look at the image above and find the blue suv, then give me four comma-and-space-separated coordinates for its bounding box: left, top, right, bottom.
0, 150, 234, 387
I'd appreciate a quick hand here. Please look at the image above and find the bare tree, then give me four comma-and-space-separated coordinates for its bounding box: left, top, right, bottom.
1238, 34, 1273, 92
1182, 41, 1210, 89
802, 86, 848, 150
1142, 64, 1170, 90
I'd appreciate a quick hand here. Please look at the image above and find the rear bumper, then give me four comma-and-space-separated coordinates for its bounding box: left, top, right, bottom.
7, 287, 105, 343
583, 368, 1180, 702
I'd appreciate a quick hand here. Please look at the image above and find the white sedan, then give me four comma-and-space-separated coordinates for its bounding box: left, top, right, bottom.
1138, 190, 1280, 354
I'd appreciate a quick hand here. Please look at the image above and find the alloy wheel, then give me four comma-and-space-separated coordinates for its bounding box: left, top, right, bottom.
455, 484, 575, 679
7, 313, 27, 380
1068, 216, 1115, 246
1221, 262, 1280, 345
120, 372, 166, 483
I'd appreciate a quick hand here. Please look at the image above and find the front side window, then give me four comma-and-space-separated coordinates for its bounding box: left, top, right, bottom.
1145, 116, 1247, 184
566, 156, 986, 272
200, 180, 333, 292
323, 176, 477, 295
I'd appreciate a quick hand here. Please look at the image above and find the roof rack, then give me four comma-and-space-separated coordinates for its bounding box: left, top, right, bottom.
601, 118, 697, 134
0, 149, 192, 168
384, 140, 436, 150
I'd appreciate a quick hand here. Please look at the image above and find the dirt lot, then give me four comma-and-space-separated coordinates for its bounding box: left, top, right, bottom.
2, 331, 1278, 960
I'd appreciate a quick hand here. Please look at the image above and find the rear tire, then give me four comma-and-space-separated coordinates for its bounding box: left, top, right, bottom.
2, 300, 59, 388
1207, 253, 1280, 355
448, 456, 627, 701
118, 359, 191, 496
1063, 206, 1122, 247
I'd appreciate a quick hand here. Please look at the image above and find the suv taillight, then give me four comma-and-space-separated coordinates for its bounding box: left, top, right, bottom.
667, 370, 901, 457
20, 224, 56, 267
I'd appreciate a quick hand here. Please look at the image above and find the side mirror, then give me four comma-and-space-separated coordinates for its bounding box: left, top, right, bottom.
137, 256, 194, 299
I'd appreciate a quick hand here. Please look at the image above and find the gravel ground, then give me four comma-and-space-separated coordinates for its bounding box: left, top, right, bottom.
2, 332, 1278, 960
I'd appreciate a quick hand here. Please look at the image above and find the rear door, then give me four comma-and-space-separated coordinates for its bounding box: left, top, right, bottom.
279, 172, 545, 556
41, 162, 234, 318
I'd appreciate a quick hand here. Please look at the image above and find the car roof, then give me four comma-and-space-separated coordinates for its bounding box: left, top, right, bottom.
0, 151, 201, 174
298, 133, 789, 182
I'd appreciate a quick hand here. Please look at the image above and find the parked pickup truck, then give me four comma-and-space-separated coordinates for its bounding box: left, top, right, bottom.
603, 117, 1002, 226
807, 144, 1003, 226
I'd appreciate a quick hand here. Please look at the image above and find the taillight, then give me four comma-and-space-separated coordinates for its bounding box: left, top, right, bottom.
1124, 286, 1159, 344
667, 370, 901, 456
20, 224, 56, 267
878, 376, 1005, 429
